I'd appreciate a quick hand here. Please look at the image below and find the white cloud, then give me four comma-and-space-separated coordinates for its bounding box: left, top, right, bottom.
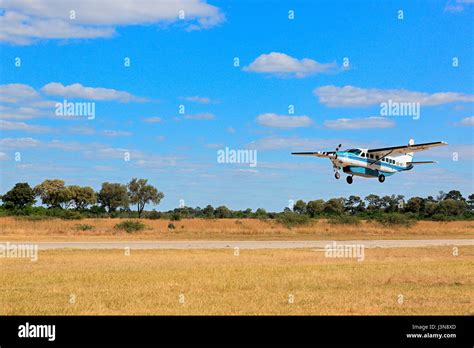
0, 152, 9, 160
226, 127, 236, 133
143, 117, 163, 123
103, 130, 132, 137
458, 116, 474, 126
248, 136, 359, 151
0, 137, 41, 148
243, 52, 337, 78
0, 84, 40, 103
0, 120, 53, 133
183, 96, 212, 104
314, 85, 474, 107
0, 0, 225, 45
41, 82, 147, 102
444, 0, 474, 12
183, 112, 215, 120
256, 113, 313, 128
323, 117, 395, 130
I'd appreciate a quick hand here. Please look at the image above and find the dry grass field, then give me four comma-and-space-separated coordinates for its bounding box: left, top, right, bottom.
0, 217, 473, 241
0, 246, 472, 315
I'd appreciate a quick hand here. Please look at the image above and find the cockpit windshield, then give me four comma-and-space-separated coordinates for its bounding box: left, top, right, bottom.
346, 149, 361, 155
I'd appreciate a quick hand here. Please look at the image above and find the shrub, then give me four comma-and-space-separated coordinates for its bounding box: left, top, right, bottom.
74, 224, 95, 231
276, 212, 311, 228
168, 223, 176, 230
328, 215, 361, 225
146, 210, 162, 219
115, 220, 145, 233
170, 212, 182, 221
374, 213, 416, 227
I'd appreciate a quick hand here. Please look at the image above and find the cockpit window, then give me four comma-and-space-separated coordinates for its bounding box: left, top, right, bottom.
346, 149, 361, 155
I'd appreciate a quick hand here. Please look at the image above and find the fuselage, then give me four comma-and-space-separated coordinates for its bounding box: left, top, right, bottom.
332, 148, 413, 178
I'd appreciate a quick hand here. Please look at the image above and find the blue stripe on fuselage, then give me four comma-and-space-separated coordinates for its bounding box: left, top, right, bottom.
337, 153, 412, 172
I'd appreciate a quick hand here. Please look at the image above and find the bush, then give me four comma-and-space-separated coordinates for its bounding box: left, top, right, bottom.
15, 215, 54, 221
74, 224, 95, 231
276, 212, 311, 228
168, 223, 176, 230
170, 212, 182, 221
115, 220, 146, 233
374, 213, 416, 227
328, 215, 361, 225
146, 210, 162, 219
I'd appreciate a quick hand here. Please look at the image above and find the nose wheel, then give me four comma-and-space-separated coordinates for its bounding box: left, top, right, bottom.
378, 174, 385, 183
335, 172, 340, 180
346, 176, 353, 184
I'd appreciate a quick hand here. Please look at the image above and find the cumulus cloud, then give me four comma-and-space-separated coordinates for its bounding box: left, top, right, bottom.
243, 52, 337, 78
323, 117, 395, 130
103, 130, 132, 137
0, 0, 225, 45
183, 112, 215, 120
0, 84, 41, 103
256, 113, 313, 128
41, 82, 147, 102
143, 117, 163, 123
0, 137, 41, 148
314, 85, 474, 107
0, 120, 53, 133
444, 0, 474, 12
182, 96, 212, 104
458, 116, 474, 126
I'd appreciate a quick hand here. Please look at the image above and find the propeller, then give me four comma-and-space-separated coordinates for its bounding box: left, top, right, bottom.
334, 144, 342, 159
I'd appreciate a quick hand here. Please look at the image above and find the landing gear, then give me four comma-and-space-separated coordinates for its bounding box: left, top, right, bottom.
378, 174, 385, 183
346, 176, 353, 184
335, 172, 340, 180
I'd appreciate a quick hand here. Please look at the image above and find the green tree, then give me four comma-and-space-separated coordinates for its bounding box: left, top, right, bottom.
34, 179, 71, 208
202, 205, 214, 218
324, 198, 344, 215
405, 197, 425, 214
364, 194, 383, 212
127, 178, 164, 218
215, 205, 231, 218
293, 200, 307, 214
68, 185, 96, 210
435, 199, 467, 216
306, 200, 324, 217
344, 195, 365, 214
443, 190, 465, 202
1, 182, 36, 209
467, 194, 474, 212
97, 182, 130, 213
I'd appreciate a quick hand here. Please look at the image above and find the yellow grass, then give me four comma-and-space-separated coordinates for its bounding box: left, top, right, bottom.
0, 217, 473, 241
0, 246, 472, 315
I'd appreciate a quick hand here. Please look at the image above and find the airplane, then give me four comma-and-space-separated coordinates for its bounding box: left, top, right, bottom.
291, 139, 448, 184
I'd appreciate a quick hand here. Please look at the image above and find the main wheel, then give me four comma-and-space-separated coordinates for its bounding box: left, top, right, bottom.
378, 174, 385, 183
335, 172, 340, 180
346, 176, 353, 184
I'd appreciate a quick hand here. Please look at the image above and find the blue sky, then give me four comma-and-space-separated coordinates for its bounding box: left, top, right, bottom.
0, 0, 473, 211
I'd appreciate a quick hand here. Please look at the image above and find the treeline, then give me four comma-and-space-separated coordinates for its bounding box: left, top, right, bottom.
0, 179, 473, 222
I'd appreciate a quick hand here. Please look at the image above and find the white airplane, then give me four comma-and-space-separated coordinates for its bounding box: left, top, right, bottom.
292, 139, 448, 184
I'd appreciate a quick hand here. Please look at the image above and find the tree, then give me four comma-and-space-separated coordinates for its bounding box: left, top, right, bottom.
435, 199, 466, 216
255, 208, 267, 218
127, 178, 164, 218
467, 194, 474, 212
306, 200, 324, 217
405, 197, 425, 214
1, 183, 36, 209
68, 185, 96, 210
443, 190, 465, 202
97, 182, 129, 213
365, 194, 383, 212
344, 195, 365, 214
215, 205, 231, 218
293, 200, 307, 214
382, 195, 404, 212
34, 179, 71, 208
202, 205, 214, 218
323, 198, 344, 215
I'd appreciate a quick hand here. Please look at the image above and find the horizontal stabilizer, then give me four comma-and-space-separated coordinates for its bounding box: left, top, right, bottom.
291, 151, 335, 158
407, 161, 437, 164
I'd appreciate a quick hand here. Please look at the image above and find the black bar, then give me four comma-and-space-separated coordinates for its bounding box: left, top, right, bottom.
0, 316, 472, 346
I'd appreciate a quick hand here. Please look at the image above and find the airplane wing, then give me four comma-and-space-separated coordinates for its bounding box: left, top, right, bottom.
367, 141, 448, 156
291, 151, 335, 158
407, 161, 437, 164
